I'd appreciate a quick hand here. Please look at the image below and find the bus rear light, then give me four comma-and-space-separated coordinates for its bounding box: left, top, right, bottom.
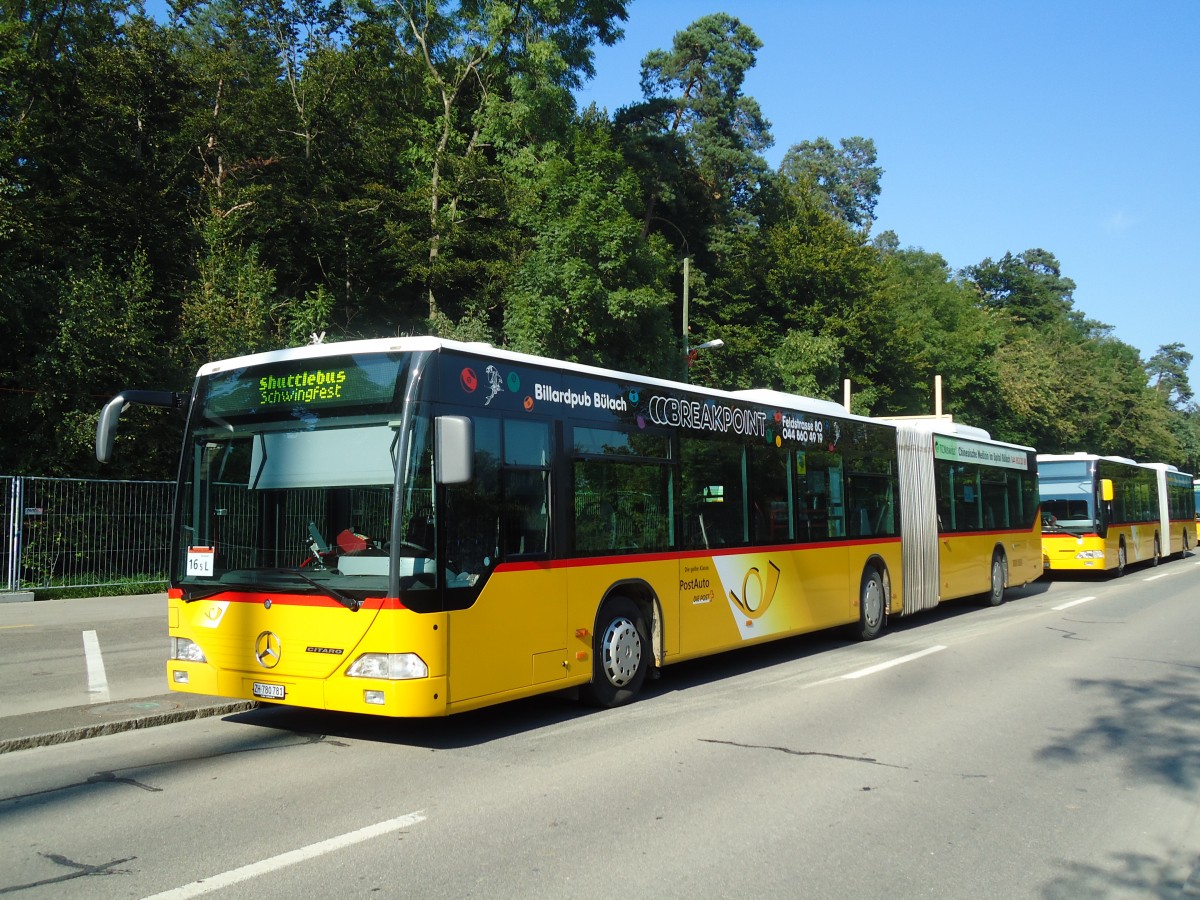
171, 637, 207, 663
346, 652, 429, 680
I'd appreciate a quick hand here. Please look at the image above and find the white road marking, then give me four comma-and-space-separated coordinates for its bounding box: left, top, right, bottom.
142, 811, 427, 899
1143, 573, 1171, 581
1053, 595, 1097, 611
82, 630, 110, 703
840, 645, 946, 680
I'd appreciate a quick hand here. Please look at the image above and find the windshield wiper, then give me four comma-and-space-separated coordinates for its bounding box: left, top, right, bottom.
178, 569, 362, 611
179, 583, 231, 603
271, 568, 361, 612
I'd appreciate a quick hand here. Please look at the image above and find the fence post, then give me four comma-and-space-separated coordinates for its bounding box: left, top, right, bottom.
7, 477, 21, 592
1, 477, 31, 600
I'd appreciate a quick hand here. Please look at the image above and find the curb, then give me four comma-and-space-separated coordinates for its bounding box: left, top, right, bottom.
0, 699, 257, 755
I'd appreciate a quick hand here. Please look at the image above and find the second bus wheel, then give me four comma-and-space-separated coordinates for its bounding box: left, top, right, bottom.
856, 565, 887, 641
585, 596, 650, 708
986, 552, 1007, 606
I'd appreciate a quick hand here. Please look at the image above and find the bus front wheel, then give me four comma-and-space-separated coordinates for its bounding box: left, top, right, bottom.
1152, 537, 1161, 566
1115, 541, 1127, 577
585, 596, 650, 708
856, 565, 886, 641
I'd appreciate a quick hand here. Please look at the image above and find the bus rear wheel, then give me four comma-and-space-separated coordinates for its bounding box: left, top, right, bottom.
986, 553, 1007, 607
585, 596, 650, 708
1115, 541, 1127, 577
855, 565, 886, 641
1152, 537, 1161, 566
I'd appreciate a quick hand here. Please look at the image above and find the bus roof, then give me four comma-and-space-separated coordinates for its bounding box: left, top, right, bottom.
1036, 452, 1140, 465
874, 415, 1036, 453
196, 337, 882, 424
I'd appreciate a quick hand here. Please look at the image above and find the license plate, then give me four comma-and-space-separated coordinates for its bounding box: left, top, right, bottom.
252, 681, 286, 700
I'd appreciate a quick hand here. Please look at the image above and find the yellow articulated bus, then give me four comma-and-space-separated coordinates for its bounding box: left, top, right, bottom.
887, 417, 1043, 613
1038, 453, 1195, 575
96, 338, 1040, 716
1143, 463, 1198, 557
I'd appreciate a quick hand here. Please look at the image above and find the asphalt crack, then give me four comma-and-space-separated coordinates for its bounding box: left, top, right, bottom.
700, 738, 909, 769
0, 853, 135, 894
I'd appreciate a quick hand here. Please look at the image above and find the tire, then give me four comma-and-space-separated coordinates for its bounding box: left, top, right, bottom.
855, 565, 886, 641
1152, 536, 1161, 566
585, 596, 650, 708
1115, 541, 1127, 577
985, 553, 1007, 606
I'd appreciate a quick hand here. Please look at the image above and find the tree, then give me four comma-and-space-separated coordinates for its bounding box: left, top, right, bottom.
503, 114, 675, 374
778, 136, 882, 232
869, 246, 1002, 421
963, 249, 1080, 330
34, 252, 179, 477
178, 214, 279, 365
1147, 342, 1193, 408
694, 175, 881, 403
371, 0, 628, 330
617, 12, 772, 246
0, 0, 193, 474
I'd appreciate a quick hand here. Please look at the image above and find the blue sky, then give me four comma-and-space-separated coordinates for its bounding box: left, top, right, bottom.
575, 0, 1199, 390
140, 0, 1196, 389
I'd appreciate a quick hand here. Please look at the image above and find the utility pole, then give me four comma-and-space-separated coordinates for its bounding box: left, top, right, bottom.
681, 256, 690, 380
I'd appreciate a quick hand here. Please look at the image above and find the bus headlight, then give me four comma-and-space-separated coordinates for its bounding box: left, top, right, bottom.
1075, 550, 1104, 559
171, 637, 207, 663
346, 653, 429, 680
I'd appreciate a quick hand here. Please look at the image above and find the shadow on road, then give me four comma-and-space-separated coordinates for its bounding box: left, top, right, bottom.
220, 578, 1058, 750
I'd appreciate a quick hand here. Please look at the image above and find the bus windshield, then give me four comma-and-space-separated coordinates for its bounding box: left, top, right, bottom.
174, 352, 438, 601
1038, 460, 1097, 534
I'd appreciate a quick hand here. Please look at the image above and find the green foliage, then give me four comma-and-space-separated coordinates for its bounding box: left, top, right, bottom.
869, 247, 1002, 420
963, 249, 1081, 330
779, 136, 882, 231
503, 118, 675, 374
32, 577, 167, 600
37, 252, 173, 474
617, 11, 771, 256
179, 213, 279, 365
0, 0, 1194, 480
1147, 343, 1193, 408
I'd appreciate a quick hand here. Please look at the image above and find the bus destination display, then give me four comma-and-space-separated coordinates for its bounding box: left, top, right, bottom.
203, 355, 404, 418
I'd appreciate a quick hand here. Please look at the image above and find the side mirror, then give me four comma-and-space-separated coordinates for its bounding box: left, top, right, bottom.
95, 390, 182, 462
435, 415, 474, 484
1100, 478, 1114, 502
96, 395, 128, 463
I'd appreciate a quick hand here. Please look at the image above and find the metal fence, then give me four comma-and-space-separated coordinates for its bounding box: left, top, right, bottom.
1, 476, 173, 594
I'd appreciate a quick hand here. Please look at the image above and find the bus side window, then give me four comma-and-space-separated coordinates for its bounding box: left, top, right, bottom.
444, 416, 501, 583
680, 436, 747, 549
748, 444, 791, 544
500, 419, 550, 558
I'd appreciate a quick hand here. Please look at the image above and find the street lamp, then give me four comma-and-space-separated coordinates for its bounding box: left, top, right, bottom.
681, 256, 723, 380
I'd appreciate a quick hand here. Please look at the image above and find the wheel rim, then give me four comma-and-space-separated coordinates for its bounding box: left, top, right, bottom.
1119, 545, 1126, 573
600, 616, 642, 687
992, 559, 1004, 599
862, 574, 883, 630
